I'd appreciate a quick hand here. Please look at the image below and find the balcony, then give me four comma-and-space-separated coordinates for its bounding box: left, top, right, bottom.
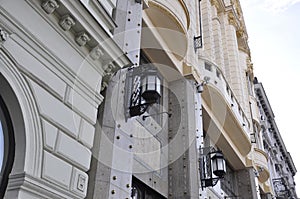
143, 0, 190, 60
253, 148, 270, 183
201, 62, 252, 169
250, 95, 261, 131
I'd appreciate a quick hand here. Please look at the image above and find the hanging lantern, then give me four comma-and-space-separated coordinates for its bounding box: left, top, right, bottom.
127, 64, 162, 117
211, 151, 226, 177
141, 72, 161, 103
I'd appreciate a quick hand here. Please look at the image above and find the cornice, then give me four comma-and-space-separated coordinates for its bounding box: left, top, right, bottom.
28, 0, 132, 91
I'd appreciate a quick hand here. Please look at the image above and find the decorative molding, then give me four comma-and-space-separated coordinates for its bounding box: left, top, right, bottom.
0, 27, 9, 43
101, 63, 118, 91
41, 0, 59, 14
75, 32, 90, 46
210, 0, 220, 11
59, 15, 76, 31
90, 46, 104, 60
227, 11, 238, 28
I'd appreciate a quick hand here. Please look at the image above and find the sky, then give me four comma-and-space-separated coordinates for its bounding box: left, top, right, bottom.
239, 0, 300, 196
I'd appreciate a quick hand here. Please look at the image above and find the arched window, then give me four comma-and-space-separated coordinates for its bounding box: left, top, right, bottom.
0, 95, 15, 198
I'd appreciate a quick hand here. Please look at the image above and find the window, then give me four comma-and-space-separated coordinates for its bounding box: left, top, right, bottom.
0, 95, 15, 198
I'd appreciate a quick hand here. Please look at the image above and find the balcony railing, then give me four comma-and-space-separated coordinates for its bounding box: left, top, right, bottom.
200, 61, 251, 136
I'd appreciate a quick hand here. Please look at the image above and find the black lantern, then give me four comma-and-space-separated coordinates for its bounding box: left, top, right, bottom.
211, 151, 226, 177
126, 64, 162, 118
141, 73, 161, 103
199, 147, 226, 189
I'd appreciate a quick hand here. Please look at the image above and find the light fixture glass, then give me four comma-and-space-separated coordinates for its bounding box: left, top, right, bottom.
211, 151, 226, 177
140, 68, 161, 103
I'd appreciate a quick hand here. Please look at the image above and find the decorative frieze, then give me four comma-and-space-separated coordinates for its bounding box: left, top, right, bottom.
0, 27, 9, 43
59, 15, 75, 31
75, 32, 90, 46
90, 46, 104, 60
41, 0, 59, 14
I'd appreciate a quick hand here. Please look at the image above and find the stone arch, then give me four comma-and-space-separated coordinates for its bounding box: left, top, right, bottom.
0, 49, 43, 193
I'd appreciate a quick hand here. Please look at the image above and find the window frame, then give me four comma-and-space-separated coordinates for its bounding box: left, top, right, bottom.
0, 95, 15, 198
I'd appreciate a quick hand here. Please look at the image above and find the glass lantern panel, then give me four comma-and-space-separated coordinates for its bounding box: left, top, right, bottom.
147, 75, 156, 91
156, 77, 161, 95
141, 76, 147, 94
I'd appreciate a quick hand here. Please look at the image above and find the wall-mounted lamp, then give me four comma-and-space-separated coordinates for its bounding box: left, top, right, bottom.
126, 64, 162, 118
196, 76, 210, 93
199, 147, 226, 189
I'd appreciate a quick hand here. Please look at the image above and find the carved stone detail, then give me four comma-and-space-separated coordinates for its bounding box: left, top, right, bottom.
101, 63, 119, 91
75, 32, 90, 46
210, 0, 220, 11
90, 46, 104, 60
59, 15, 75, 31
227, 11, 238, 28
0, 27, 9, 43
41, 0, 59, 14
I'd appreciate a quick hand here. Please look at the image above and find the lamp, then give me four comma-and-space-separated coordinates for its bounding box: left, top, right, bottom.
141, 70, 161, 103
199, 147, 226, 189
211, 151, 226, 177
127, 64, 162, 117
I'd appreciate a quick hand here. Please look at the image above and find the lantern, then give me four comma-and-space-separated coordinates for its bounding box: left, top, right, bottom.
211, 151, 226, 177
141, 73, 161, 103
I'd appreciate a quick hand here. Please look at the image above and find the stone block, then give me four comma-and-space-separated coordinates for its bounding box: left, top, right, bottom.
42, 151, 72, 189
56, 132, 91, 171
30, 80, 81, 137
42, 119, 58, 150
79, 120, 95, 149
4, 38, 67, 98
66, 88, 98, 124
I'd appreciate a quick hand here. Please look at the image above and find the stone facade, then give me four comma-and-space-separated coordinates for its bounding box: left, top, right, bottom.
0, 0, 298, 199
254, 79, 298, 199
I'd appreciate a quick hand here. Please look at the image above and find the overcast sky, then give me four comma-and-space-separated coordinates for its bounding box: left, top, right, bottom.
240, 0, 300, 196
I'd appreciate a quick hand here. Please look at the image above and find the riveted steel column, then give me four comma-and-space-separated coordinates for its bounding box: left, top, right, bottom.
114, 0, 143, 66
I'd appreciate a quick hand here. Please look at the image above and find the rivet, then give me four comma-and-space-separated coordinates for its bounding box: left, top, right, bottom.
138, 23, 141, 26
126, 184, 130, 188
128, 18, 131, 21
137, 30, 140, 33
116, 136, 120, 140
125, 43, 128, 46
117, 124, 121, 128
149, 178, 152, 181
111, 190, 115, 194
128, 11, 131, 14
154, 181, 156, 184
112, 176, 117, 180
129, 145, 133, 149
135, 55, 138, 58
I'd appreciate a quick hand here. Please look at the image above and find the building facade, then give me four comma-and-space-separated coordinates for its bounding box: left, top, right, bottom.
254, 79, 298, 199
0, 0, 298, 199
